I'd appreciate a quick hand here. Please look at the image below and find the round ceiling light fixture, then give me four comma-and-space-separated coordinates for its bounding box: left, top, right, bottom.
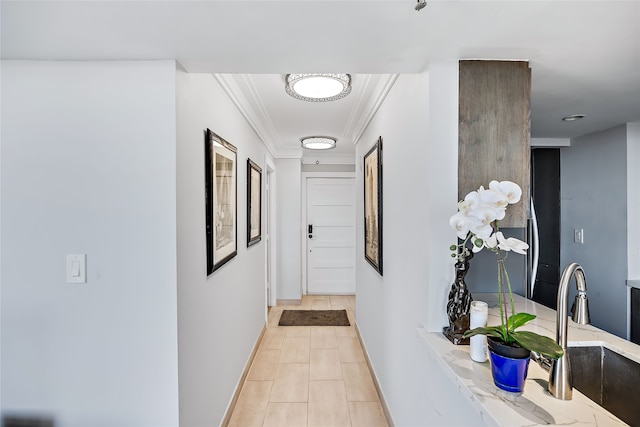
562, 114, 586, 122
285, 74, 352, 102
301, 136, 337, 150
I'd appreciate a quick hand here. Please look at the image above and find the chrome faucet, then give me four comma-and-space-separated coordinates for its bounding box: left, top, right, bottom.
548, 262, 590, 400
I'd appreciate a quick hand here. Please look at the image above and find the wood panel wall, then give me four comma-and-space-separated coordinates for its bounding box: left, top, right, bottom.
458, 60, 531, 227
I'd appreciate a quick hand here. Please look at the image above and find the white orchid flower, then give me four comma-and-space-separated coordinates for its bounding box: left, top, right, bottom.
490, 180, 522, 205
470, 204, 505, 222
468, 202, 503, 228
469, 221, 493, 239
450, 180, 527, 258
463, 213, 492, 238
485, 233, 498, 248
458, 191, 478, 215
478, 186, 509, 211
496, 232, 529, 254
449, 212, 470, 240
472, 233, 498, 252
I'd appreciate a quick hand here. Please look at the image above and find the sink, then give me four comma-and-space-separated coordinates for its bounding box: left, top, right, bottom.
568, 345, 640, 426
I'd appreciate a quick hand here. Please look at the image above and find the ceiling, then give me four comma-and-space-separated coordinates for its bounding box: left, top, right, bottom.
2, 1, 639, 160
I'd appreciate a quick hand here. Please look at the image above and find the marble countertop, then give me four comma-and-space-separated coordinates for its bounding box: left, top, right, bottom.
418, 293, 640, 426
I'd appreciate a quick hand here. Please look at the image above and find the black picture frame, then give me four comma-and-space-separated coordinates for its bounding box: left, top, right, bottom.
247, 158, 262, 247
205, 129, 238, 275
364, 136, 383, 275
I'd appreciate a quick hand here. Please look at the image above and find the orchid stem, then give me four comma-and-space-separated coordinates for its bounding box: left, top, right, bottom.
502, 252, 515, 316
497, 254, 508, 341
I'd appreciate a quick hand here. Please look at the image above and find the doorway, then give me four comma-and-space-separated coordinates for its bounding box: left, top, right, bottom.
305, 177, 356, 295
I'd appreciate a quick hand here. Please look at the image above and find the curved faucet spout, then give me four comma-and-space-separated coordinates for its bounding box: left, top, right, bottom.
548, 262, 590, 400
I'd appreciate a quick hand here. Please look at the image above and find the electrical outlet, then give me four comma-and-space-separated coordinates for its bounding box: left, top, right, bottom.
574, 228, 584, 244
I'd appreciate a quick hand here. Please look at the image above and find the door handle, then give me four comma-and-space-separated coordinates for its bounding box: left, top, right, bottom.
308, 224, 313, 239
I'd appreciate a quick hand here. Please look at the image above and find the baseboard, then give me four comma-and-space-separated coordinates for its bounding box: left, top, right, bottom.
355, 322, 395, 427
276, 298, 301, 305
220, 324, 266, 427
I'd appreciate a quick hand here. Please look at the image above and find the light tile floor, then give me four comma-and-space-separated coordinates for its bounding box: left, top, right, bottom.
228, 295, 388, 427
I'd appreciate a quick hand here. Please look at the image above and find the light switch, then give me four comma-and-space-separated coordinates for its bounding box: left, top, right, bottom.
66, 254, 86, 283
71, 260, 81, 277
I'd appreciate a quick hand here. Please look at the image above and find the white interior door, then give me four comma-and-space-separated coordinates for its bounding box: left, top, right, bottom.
306, 178, 355, 294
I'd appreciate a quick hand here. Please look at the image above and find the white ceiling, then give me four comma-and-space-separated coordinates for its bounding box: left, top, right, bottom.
215, 73, 397, 160
2, 1, 639, 160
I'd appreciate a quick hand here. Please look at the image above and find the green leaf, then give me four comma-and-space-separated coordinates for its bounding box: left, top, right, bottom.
507, 313, 536, 331
463, 326, 504, 340
511, 331, 564, 359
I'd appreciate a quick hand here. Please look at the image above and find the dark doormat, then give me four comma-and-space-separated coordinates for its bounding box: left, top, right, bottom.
278, 309, 350, 326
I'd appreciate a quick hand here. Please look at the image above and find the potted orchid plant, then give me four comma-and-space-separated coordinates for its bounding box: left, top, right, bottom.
450, 180, 563, 392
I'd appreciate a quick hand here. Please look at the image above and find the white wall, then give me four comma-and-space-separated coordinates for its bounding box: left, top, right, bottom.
561, 124, 628, 338
175, 70, 269, 426
275, 158, 302, 300
355, 64, 479, 426
423, 63, 465, 333
1, 61, 179, 426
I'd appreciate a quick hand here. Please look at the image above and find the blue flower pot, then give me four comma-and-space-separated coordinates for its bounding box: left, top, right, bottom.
488, 338, 531, 393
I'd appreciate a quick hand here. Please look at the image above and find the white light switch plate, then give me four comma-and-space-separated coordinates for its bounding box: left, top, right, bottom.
66, 254, 86, 283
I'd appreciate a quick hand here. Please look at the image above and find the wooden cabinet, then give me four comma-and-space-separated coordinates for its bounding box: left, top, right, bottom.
458, 60, 531, 227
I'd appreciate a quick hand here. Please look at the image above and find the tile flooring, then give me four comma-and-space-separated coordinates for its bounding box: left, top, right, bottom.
227, 295, 389, 427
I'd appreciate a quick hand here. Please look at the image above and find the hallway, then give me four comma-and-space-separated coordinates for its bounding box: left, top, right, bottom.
227, 295, 389, 427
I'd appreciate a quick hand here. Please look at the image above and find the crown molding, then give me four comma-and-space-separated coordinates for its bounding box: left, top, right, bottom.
349, 74, 399, 146
342, 74, 374, 138
214, 73, 303, 159
275, 148, 304, 159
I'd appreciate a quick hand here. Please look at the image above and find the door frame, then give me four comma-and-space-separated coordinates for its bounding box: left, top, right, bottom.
265, 156, 277, 315
301, 172, 356, 296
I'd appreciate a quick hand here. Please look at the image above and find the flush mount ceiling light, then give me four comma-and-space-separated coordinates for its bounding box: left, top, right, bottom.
285, 74, 352, 102
301, 136, 337, 150
562, 114, 586, 122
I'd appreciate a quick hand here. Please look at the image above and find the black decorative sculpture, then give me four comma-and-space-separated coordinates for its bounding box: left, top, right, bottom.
442, 251, 473, 345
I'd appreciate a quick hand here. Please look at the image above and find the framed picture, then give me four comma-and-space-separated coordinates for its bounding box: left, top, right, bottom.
247, 158, 262, 247
364, 136, 383, 275
205, 129, 238, 275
